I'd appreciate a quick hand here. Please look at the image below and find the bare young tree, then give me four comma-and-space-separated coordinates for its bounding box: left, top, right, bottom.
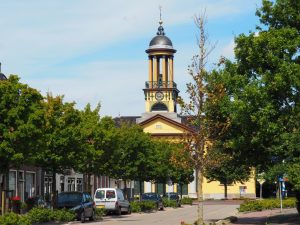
178, 13, 216, 224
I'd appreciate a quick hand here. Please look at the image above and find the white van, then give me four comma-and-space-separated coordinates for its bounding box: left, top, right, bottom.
94, 188, 131, 215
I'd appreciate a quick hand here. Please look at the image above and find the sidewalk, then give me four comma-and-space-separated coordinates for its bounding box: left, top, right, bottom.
232, 208, 300, 225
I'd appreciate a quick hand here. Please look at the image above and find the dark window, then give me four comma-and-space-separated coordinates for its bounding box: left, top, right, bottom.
134, 181, 144, 195
151, 103, 168, 111
177, 184, 188, 195
95, 190, 105, 199
156, 183, 164, 195
106, 190, 116, 199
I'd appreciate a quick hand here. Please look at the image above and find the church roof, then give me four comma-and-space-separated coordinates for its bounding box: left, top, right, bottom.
146, 21, 176, 52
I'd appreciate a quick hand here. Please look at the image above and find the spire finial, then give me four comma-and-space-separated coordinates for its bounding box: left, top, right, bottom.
159, 5, 163, 25
156, 6, 165, 35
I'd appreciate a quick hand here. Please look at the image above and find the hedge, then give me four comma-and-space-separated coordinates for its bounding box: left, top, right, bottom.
130, 201, 158, 212
162, 197, 178, 208
239, 198, 296, 212
181, 197, 193, 205
0, 208, 77, 224
0, 212, 31, 225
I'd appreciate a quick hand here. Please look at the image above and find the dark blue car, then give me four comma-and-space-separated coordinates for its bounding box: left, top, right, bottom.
57, 192, 95, 223
141, 192, 164, 210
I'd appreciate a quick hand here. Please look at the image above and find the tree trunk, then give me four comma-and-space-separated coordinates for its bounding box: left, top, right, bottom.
139, 180, 142, 201
3, 169, 9, 214
52, 170, 57, 209
87, 173, 92, 195
197, 169, 204, 225
180, 184, 183, 199
123, 179, 128, 200
224, 181, 228, 200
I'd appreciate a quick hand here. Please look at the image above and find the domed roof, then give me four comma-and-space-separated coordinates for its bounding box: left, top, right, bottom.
0, 73, 7, 80
147, 21, 175, 52
149, 34, 173, 48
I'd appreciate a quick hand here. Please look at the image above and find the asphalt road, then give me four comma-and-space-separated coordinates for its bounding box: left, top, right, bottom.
68, 201, 240, 225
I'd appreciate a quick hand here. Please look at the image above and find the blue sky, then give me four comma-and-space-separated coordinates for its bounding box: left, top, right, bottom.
0, 0, 261, 117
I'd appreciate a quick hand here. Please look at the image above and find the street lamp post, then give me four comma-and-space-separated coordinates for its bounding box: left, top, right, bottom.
257, 173, 265, 200
279, 177, 284, 212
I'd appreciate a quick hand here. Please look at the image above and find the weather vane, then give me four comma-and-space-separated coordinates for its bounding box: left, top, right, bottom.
159, 5, 163, 25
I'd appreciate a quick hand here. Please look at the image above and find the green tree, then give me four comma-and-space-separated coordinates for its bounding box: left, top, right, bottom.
110, 123, 154, 199
234, 0, 300, 165
35, 93, 82, 207
170, 144, 194, 198
0, 75, 44, 190
203, 66, 252, 199
96, 116, 119, 176
76, 103, 104, 194
214, 0, 300, 194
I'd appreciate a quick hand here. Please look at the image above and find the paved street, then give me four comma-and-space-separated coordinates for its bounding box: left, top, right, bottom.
67, 201, 240, 225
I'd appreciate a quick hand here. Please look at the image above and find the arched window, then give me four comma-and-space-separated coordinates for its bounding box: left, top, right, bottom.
151, 103, 168, 112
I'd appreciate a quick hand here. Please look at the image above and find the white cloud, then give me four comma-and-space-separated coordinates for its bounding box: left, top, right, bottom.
220, 39, 236, 59
0, 0, 261, 116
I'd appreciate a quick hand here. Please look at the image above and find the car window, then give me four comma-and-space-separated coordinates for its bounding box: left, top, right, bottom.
84, 193, 91, 202
142, 193, 157, 200
95, 190, 105, 199
106, 190, 116, 199
117, 189, 124, 200
58, 193, 82, 205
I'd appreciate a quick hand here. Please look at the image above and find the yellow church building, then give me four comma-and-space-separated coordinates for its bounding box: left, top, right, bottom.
120, 19, 256, 199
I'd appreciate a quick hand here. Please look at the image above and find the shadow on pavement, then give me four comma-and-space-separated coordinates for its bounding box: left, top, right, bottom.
233, 209, 300, 225
267, 212, 300, 224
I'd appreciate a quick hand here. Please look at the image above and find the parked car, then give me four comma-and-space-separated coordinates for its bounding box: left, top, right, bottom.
163, 192, 181, 207
94, 188, 131, 215
141, 192, 164, 210
57, 192, 95, 223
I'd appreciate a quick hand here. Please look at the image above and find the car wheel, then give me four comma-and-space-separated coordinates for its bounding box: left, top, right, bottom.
127, 206, 131, 214
160, 204, 164, 211
89, 210, 95, 221
80, 211, 85, 223
116, 207, 122, 216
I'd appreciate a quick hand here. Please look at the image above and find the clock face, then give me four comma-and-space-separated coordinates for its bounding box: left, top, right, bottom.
155, 91, 164, 101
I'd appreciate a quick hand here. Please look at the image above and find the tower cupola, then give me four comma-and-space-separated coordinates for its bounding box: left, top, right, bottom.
143, 17, 179, 113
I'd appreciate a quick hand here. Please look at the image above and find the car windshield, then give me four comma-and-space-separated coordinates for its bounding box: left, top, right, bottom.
58, 193, 82, 205
142, 193, 157, 200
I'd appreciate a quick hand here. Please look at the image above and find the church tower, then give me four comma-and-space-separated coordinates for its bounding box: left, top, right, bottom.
143, 19, 179, 113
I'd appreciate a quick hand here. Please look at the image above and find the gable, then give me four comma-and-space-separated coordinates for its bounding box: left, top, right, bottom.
141, 118, 187, 134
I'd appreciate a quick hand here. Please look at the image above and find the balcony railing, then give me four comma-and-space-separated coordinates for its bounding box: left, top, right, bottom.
145, 81, 177, 89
